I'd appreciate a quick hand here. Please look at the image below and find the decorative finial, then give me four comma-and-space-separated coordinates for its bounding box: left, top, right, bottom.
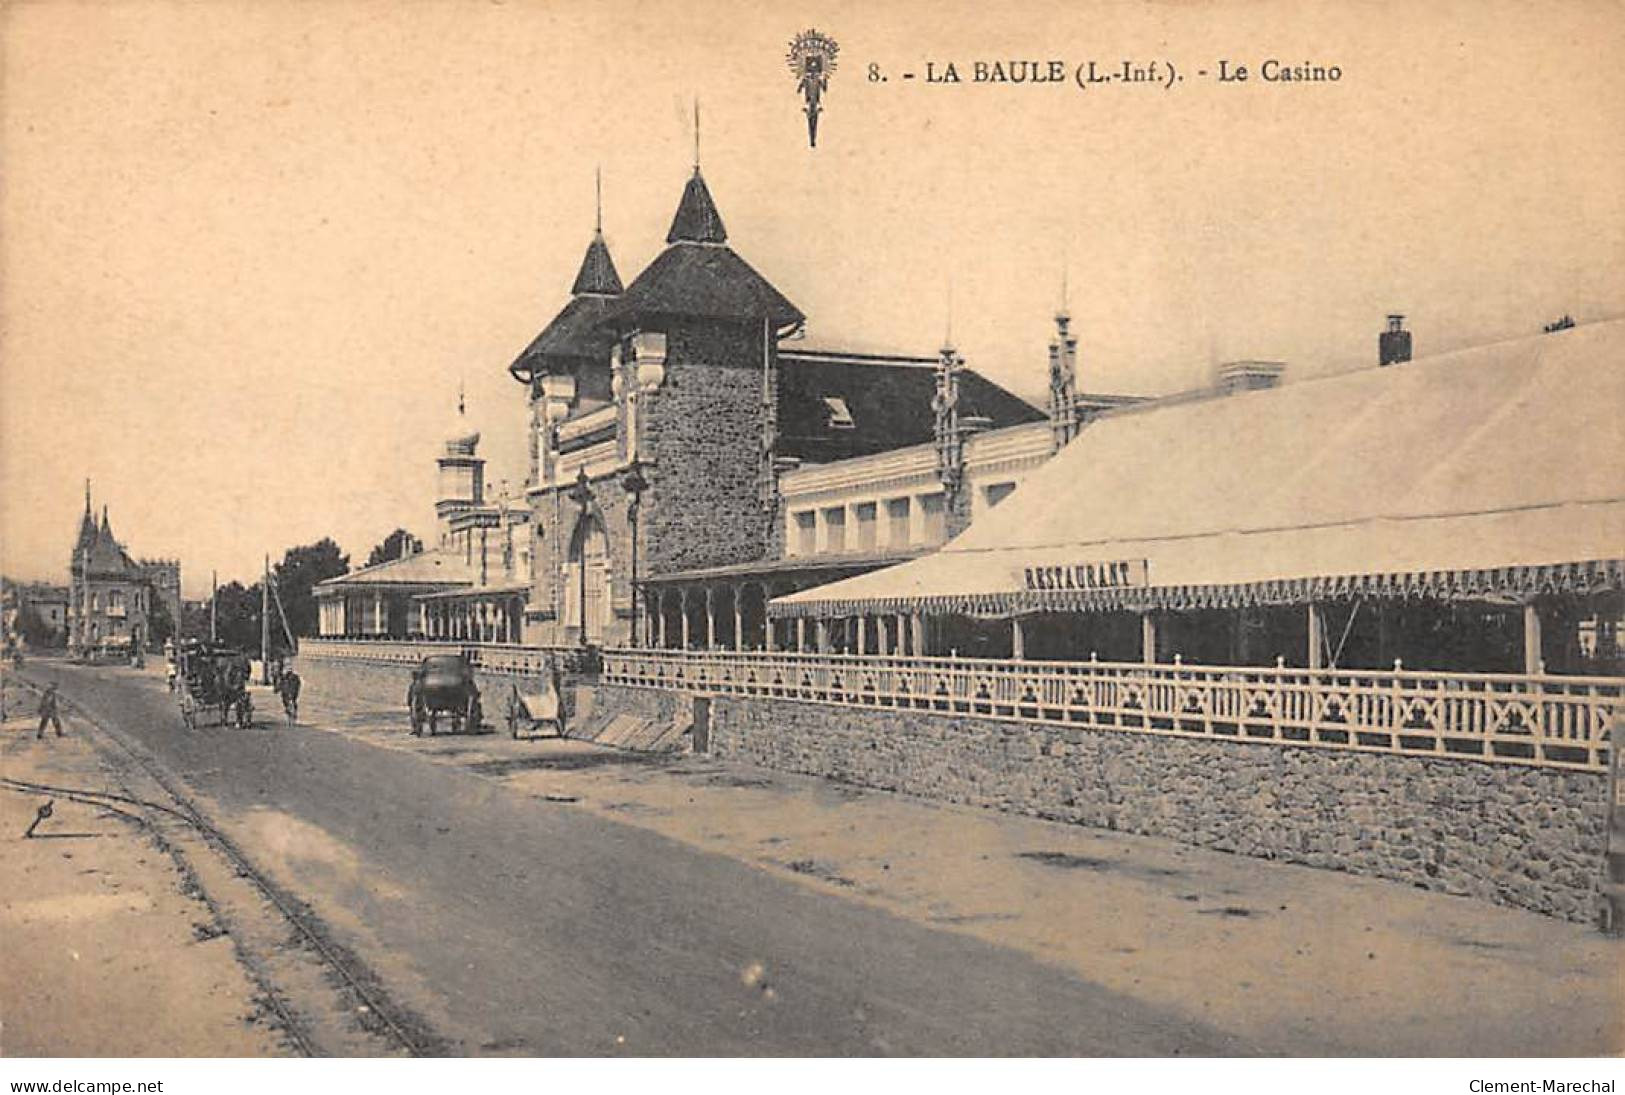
84, 478, 91, 515
457, 379, 465, 417
693, 99, 701, 171
942, 277, 955, 351
594, 167, 602, 234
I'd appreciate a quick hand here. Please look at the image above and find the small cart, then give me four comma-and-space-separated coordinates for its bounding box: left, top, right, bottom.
504, 679, 564, 740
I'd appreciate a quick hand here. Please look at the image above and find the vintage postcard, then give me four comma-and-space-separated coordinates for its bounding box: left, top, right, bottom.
1, 0, 1621, 1080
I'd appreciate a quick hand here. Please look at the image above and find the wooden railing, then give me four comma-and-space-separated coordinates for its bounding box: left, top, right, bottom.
598, 648, 1622, 772
299, 639, 1622, 771
301, 638, 573, 677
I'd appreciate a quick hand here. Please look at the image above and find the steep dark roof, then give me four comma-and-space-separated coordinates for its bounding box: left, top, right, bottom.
667, 170, 727, 244
776, 350, 1045, 464
509, 232, 624, 383
509, 295, 619, 382
604, 244, 803, 331
79, 516, 139, 579
602, 168, 801, 332
570, 232, 623, 296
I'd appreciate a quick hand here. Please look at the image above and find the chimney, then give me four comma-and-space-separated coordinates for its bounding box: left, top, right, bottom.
1379, 314, 1411, 366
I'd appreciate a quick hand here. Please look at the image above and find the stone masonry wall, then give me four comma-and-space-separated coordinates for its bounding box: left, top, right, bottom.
696, 694, 1607, 923
642, 320, 771, 575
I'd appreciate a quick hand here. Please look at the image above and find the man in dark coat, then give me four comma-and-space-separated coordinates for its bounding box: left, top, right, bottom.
36, 682, 63, 739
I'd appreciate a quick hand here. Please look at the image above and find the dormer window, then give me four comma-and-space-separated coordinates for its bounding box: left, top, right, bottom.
822, 396, 855, 430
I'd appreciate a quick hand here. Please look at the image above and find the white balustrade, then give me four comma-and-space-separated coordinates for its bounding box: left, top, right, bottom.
299, 639, 1622, 770
594, 648, 1622, 772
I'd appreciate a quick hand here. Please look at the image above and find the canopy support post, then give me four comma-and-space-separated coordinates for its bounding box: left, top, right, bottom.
1523, 602, 1544, 675
1308, 603, 1325, 671
1141, 612, 1159, 665
1012, 617, 1026, 660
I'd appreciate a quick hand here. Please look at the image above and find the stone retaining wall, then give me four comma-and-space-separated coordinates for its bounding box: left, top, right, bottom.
601, 683, 1609, 923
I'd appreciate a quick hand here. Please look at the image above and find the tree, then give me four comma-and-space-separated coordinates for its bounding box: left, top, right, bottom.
210, 581, 261, 651
16, 602, 58, 649
147, 592, 176, 649
367, 528, 423, 568
273, 539, 349, 639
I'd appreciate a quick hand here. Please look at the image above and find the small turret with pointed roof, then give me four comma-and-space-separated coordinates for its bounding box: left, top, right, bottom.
74, 480, 98, 557
509, 172, 625, 385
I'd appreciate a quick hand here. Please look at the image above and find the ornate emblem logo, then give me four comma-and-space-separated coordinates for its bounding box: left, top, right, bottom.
786, 29, 839, 148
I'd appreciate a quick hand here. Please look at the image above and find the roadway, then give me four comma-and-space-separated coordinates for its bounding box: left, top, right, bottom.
34, 660, 1245, 1056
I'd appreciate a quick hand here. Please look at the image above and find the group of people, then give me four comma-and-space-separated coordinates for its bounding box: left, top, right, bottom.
163, 642, 302, 722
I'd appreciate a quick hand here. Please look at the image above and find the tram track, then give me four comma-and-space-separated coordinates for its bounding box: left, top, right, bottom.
7, 670, 441, 1058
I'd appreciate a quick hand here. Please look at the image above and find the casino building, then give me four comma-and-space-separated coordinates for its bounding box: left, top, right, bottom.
313, 156, 1624, 687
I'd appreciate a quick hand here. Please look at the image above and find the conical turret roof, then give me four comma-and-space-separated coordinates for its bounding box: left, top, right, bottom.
604, 168, 802, 332
666, 169, 727, 245
570, 231, 624, 297
74, 486, 97, 556
510, 230, 625, 384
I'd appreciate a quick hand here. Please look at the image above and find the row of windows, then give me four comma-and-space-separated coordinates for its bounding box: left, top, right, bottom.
83, 588, 144, 614
789, 480, 1020, 557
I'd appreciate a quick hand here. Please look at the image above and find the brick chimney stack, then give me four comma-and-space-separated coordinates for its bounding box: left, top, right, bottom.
1379, 313, 1412, 367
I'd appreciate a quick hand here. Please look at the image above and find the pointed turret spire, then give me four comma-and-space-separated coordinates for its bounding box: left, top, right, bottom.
666, 169, 728, 244
568, 170, 624, 296
75, 479, 98, 557
100, 504, 111, 539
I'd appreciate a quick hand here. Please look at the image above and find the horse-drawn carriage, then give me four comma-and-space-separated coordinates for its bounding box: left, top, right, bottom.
407, 653, 483, 736
175, 640, 254, 729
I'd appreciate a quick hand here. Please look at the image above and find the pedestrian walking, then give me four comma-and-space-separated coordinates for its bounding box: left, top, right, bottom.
36, 682, 64, 739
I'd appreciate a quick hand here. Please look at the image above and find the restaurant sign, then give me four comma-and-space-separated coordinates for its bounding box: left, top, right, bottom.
1019, 558, 1149, 593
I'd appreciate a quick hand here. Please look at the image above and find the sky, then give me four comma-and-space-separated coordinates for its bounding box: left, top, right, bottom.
3, 0, 1622, 597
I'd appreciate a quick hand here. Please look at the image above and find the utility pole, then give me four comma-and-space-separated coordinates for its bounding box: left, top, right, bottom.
210, 570, 218, 642
260, 555, 271, 683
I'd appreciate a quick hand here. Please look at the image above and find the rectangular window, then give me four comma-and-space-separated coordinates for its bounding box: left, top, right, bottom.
984, 481, 1018, 510
854, 502, 877, 551
919, 493, 947, 543
822, 506, 847, 553
821, 396, 855, 429
886, 498, 911, 546
793, 511, 817, 556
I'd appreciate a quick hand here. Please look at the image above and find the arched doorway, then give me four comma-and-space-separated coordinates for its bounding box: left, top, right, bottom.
565, 513, 610, 644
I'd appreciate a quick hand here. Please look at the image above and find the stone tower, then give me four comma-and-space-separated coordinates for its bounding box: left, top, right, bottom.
601, 166, 804, 577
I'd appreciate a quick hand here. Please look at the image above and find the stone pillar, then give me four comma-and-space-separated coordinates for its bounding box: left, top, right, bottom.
1012, 617, 1026, 660
680, 590, 691, 649
1141, 612, 1158, 665
796, 616, 806, 653
1524, 602, 1544, 675
706, 588, 717, 650
911, 614, 925, 657
815, 619, 829, 653
374, 592, 384, 636
856, 616, 867, 656
733, 584, 744, 652
1307, 602, 1325, 670
656, 590, 667, 649
895, 613, 909, 656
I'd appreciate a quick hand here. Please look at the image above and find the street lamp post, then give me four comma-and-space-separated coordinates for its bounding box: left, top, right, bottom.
621, 458, 649, 647
566, 467, 594, 647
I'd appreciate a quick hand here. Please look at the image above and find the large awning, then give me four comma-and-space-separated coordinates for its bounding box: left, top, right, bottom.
772, 320, 1625, 619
